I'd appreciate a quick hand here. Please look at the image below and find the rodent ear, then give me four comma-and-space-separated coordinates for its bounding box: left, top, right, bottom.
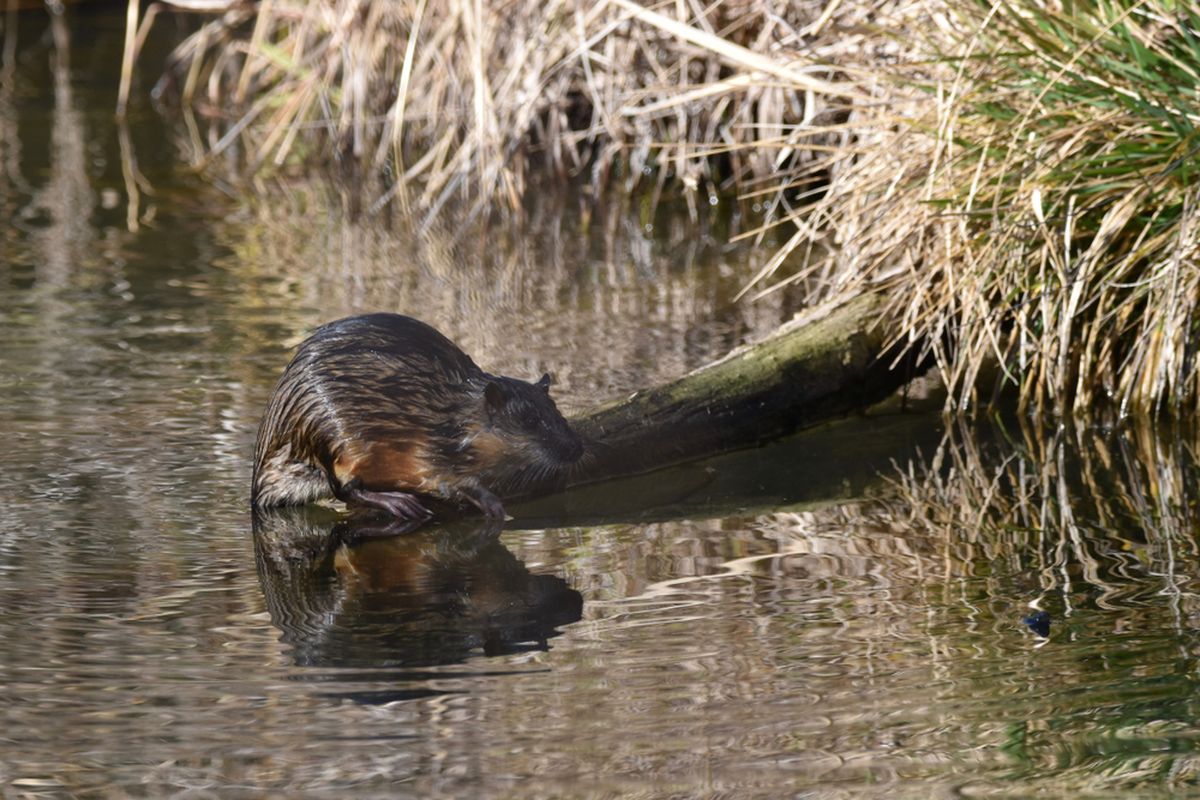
485, 380, 507, 410
537, 372, 553, 393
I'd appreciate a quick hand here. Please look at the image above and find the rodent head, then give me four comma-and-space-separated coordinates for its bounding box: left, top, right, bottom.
478, 373, 585, 471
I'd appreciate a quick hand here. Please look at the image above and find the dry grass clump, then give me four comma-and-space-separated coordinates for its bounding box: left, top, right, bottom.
778, 0, 1200, 417
149, 0, 913, 224
140, 0, 1200, 417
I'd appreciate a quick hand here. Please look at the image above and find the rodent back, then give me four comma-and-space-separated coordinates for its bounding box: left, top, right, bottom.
305, 317, 586, 488
283, 314, 490, 450
254, 313, 584, 505
299, 314, 482, 382
254, 316, 481, 473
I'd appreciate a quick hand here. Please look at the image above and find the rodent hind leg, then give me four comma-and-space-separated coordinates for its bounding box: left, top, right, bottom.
338, 479, 432, 520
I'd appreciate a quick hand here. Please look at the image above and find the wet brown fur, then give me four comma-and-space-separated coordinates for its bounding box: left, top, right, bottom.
252, 314, 584, 518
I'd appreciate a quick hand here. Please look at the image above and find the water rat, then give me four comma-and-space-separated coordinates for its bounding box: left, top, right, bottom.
252, 314, 584, 520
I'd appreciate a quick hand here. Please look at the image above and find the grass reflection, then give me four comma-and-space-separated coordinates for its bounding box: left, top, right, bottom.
881, 416, 1200, 621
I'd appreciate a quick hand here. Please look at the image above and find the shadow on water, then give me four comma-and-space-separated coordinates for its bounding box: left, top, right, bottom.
252, 509, 583, 689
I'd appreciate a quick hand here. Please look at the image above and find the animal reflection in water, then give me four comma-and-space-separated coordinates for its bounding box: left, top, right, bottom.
252, 509, 583, 673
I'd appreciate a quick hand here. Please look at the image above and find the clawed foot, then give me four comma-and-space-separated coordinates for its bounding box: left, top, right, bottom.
341, 481, 432, 520
465, 487, 506, 520
340, 479, 505, 522
372, 492, 433, 519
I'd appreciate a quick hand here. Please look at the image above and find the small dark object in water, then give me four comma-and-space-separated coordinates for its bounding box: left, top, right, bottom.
252, 314, 585, 520
1022, 610, 1051, 637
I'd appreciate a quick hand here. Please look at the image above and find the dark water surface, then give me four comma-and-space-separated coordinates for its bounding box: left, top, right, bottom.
4, 7, 1200, 798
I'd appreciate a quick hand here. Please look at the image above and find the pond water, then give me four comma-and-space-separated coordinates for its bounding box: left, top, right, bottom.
4, 7, 1200, 798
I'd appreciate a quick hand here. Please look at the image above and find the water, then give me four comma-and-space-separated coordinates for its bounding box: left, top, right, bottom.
4, 7, 1200, 798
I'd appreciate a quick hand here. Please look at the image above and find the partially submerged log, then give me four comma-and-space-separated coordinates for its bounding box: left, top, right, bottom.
558, 292, 918, 489
257, 291, 920, 527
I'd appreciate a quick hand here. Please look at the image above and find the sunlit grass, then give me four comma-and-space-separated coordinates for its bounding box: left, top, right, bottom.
785, 0, 1200, 416
937, 0, 1200, 416
143, 0, 1200, 416
155, 0, 875, 228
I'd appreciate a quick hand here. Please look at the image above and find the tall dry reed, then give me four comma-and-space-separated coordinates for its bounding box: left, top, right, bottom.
148, 0, 905, 225
138, 0, 1200, 417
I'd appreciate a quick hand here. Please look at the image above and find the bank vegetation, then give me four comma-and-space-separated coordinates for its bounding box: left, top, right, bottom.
136, 0, 1200, 417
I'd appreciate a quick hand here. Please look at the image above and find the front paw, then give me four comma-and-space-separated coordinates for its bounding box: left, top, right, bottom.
466, 487, 506, 520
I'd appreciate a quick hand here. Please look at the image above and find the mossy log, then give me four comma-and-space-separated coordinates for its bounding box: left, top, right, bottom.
559, 292, 916, 489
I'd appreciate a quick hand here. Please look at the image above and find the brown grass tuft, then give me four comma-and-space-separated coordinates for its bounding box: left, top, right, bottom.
152, 0, 909, 226
139, 0, 1200, 417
